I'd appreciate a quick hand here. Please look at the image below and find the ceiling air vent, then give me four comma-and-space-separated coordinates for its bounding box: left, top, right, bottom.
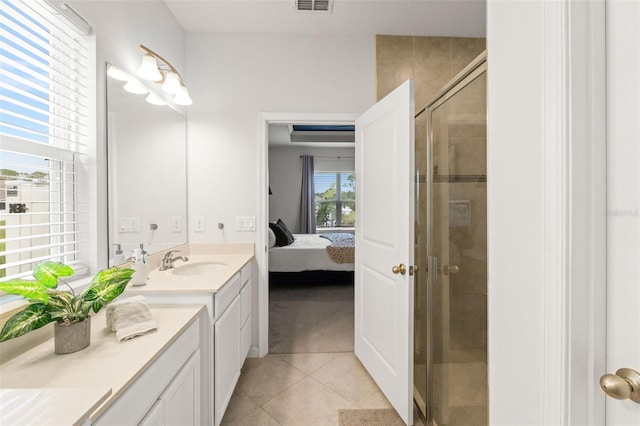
296, 0, 333, 12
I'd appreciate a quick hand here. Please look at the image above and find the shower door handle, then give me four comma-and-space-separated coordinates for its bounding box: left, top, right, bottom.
443, 264, 460, 275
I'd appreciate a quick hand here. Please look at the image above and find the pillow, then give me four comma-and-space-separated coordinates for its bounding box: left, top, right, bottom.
268, 227, 276, 248
276, 218, 295, 243
269, 222, 293, 247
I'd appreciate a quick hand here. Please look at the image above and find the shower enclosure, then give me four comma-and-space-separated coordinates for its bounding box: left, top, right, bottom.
414, 52, 487, 426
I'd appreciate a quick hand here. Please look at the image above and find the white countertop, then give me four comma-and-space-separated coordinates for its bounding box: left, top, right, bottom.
0, 304, 204, 425
127, 253, 253, 294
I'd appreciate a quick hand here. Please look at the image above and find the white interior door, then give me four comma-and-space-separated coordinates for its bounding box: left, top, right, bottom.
354, 79, 414, 425
603, 1, 640, 423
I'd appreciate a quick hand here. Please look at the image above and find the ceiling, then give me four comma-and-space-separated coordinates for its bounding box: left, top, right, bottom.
268, 123, 355, 147
164, 0, 486, 37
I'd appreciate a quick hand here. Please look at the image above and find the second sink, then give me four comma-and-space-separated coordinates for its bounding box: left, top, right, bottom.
171, 261, 228, 276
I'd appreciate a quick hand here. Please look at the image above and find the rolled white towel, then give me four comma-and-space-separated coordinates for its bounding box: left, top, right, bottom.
105, 295, 157, 341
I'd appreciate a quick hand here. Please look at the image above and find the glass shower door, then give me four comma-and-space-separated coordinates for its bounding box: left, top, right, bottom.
425, 57, 487, 426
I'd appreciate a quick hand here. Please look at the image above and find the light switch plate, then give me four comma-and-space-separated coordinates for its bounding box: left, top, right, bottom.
194, 216, 205, 232
171, 216, 182, 233
235, 216, 256, 231
118, 217, 140, 233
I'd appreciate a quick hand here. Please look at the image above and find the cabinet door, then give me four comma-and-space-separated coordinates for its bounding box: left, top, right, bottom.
240, 316, 251, 363
163, 350, 201, 426
214, 297, 241, 425
138, 400, 164, 426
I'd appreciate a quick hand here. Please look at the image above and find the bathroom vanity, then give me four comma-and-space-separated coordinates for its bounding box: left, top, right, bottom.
0, 304, 205, 425
125, 243, 255, 426
0, 244, 253, 426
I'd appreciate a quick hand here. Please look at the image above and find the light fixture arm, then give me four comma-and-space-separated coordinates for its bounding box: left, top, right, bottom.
139, 44, 185, 85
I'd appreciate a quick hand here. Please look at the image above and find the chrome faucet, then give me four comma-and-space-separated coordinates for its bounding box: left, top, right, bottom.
160, 250, 189, 271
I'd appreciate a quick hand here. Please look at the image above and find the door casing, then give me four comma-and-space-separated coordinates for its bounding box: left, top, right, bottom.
256, 112, 358, 357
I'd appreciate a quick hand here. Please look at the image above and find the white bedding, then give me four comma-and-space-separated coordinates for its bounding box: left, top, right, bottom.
269, 234, 355, 272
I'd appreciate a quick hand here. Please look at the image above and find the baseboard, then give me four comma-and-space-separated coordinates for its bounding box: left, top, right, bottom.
247, 345, 260, 358
269, 270, 354, 285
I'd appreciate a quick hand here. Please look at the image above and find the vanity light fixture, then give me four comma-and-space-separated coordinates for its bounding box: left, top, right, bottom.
137, 53, 163, 81
123, 78, 149, 95
136, 44, 193, 106
107, 64, 129, 81
145, 92, 167, 106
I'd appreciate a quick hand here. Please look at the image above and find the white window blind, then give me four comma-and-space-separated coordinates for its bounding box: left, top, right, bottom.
314, 171, 356, 228
0, 0, 91, 280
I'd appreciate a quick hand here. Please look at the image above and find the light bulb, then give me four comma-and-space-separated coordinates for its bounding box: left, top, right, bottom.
173, 85, 193, 106
137, 54, 162, 82
161, 71, 182, 94
107, 64, 129, 81
123, 78, 149, 95
145, 92, 167, 106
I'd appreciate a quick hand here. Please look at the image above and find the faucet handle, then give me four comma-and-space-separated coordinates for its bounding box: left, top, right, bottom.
164, 249, 180, 259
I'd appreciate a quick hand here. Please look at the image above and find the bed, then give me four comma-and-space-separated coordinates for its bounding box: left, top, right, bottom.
269, 233, 355, 272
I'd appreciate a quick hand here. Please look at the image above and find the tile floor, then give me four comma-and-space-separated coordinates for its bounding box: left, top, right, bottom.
221, 352, 413, 425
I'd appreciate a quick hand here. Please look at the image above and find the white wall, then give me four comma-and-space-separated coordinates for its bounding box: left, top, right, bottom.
185, 33, 374, 243
269, 147, 355, 232
68, 0, 186, 268
487, 2, 546, 423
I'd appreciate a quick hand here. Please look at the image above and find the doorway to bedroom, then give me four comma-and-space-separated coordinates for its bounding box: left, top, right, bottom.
266, 118, 357, 354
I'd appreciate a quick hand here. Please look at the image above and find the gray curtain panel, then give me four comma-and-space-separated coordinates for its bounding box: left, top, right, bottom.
300, 155, 316, 234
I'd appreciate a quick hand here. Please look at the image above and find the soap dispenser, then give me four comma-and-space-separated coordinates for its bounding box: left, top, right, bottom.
130, 247, 148, 286
112, 243, 125, 265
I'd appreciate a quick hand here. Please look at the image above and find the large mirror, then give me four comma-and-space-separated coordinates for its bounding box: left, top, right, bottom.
106, 63, 187, 266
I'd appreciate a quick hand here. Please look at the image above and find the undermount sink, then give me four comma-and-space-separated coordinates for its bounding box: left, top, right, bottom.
171, 261, 228, 276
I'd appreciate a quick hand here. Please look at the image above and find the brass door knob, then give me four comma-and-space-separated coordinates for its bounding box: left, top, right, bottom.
600, 368, 640, 403
392, 264, 406, 275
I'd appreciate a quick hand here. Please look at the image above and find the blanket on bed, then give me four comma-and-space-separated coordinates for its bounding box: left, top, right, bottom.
319, 233, 355, 264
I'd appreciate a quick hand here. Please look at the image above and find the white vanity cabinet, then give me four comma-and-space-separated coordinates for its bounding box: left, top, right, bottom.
139, 350, 201, 426
93, 320, 201, 426
212, 261, 252, 424
126, 257, 254, 426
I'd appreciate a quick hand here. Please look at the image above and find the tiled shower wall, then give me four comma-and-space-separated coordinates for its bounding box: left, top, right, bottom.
375, 35, 485, 110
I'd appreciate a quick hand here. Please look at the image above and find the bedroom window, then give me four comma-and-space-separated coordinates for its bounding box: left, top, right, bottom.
0, 0, 91, 281
314, 172, 355, 228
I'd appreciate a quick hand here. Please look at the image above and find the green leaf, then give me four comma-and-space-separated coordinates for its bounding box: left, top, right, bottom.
0, 279, 49, 303
33, 261, 74, 288
0, 304, 52, 342
82, 267, 135, 313
46, 290, 77, 321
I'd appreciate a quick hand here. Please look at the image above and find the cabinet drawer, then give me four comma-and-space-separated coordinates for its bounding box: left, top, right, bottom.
240, 281, 251, 325
214, 273, 241, 319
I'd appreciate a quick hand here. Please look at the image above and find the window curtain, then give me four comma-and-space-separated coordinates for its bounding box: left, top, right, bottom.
300, 155, 316, 234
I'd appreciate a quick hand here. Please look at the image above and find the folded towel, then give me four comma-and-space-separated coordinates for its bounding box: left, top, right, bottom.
105, 295, 157, 341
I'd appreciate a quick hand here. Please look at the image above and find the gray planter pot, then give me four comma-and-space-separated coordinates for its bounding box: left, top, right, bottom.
54, 317, 91, 355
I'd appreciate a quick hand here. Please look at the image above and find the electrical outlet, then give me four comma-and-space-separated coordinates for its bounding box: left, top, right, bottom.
171, 216, 182, 233
194, 216, 205, 232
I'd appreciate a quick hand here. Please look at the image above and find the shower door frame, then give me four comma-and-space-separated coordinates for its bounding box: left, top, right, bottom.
416, 52, 487, 424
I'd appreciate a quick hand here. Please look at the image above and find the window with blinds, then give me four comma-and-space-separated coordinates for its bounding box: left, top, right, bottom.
314, 172, 356, 228
0, 0, 91, 280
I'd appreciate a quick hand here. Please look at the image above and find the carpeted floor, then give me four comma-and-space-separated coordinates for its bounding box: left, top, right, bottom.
269, 278, 354, 354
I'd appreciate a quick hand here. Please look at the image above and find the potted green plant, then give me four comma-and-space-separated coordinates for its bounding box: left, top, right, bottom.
0, 261, 134, 354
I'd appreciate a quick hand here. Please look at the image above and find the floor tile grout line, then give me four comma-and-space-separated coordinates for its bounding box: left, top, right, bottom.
279, 352, 339, 375
246, 360, 311, 408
